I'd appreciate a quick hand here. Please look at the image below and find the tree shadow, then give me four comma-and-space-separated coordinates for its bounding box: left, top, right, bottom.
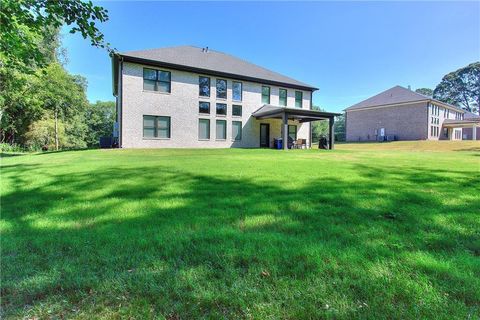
1, 159, 479, 318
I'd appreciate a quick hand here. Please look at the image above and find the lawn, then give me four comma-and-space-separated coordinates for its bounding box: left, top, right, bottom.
1, 141, 479, 319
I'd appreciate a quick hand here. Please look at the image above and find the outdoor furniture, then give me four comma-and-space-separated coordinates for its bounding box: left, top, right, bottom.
294, 139, 306, 149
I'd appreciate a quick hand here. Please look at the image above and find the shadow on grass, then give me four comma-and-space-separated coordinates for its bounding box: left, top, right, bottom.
1, 161, 479, 318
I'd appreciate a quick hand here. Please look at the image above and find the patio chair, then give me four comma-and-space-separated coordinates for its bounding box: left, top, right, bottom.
295, 139, 306, 149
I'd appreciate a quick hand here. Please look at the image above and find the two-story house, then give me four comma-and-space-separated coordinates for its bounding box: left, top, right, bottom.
344, 86, 479, 141
111, 46, 339, 149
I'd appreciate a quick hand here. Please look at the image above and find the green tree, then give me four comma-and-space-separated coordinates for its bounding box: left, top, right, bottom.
32, 63, 89, 150
433, 62, 480, 113
334, 114, 346, 142
311, 105, 328, 143
85, 101, 116, 147
0, 0, 112, 70
415, 88, 433, 97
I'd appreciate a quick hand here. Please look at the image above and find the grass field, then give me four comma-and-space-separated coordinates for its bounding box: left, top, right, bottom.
1, 141, 479, 319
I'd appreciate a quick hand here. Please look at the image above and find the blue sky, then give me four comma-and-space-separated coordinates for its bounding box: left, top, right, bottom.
62, 1, 480, 112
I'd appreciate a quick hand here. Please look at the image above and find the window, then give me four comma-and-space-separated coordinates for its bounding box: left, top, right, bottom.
279, 89, 287, 106
232, 105, 242, 116
443, 128, 449, 138
216, 103, 227, 115
295, 91, 303, 108
143, 116, 171, 139
143, 68, 171, 93
232, 81, 242, 101
199, 102, 210, 114
216, 79, 227, 99
262, 86, 270, 104
216, 120, 226, 140
198, 119, 210, 140
199, 76, 210, 97
288, 125, 297, 141
232, 121, 242, 141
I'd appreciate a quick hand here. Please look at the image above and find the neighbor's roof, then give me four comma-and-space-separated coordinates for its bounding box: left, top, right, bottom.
118, 46, 317, 91
344, 86, 464, 112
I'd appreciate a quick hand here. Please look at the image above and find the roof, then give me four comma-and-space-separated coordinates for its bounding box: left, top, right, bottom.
344, 85, 464, 112
117, 46, 317, 91
464, 111, 480, 120
443, 118, 480, 128
252, 104, 340, 122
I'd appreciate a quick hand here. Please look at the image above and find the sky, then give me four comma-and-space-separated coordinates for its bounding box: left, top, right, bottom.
62, 1, 480, 112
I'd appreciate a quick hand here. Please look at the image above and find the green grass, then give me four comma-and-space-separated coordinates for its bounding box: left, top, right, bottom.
1, 141, 479, 319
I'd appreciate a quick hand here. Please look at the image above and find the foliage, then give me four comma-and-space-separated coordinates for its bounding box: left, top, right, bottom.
433, 62, 480, 113
334, 113, 346, 141
85, 101, 116, 147
0, 0, 112, 71
1, 145, 479, 318
415, 88, 433, 97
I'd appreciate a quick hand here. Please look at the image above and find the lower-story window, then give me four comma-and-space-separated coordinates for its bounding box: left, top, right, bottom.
288, 125, 297, 141
232, 121, 242, 141
143, 115, 171, 138
216, 120, 226, 140
198, 119, 210, 140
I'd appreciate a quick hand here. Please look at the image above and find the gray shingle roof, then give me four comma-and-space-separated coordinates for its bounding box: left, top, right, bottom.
120, 46, 317, 90
345, 85, 463, 112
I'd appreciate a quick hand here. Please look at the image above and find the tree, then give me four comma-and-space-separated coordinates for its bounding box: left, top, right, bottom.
85, 101, 116, 147
0, 0, 112, 70
334, 114, 346, 142
415, 88, 433, 97
33, 63, 89, 150
433, 62, 480, 114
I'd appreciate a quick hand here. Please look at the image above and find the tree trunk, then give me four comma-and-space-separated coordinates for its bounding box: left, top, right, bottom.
54, 108, 59, 151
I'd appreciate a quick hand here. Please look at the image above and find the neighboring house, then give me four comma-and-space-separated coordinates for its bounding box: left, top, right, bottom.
111, 46, 339, 149
344, 86, 479, 141
461, 112, 480, 140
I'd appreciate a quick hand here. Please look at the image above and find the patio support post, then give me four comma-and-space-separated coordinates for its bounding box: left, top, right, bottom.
328, 116, 335, 150
283, 112, 289, 150
473, 125, 477, 140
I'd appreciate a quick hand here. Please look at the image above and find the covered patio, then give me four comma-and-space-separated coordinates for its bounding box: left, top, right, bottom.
252, 105, 341, 150
442, 119, 480, 140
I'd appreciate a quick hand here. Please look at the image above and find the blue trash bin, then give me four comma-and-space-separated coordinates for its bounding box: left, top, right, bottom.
274, 138, 283, 149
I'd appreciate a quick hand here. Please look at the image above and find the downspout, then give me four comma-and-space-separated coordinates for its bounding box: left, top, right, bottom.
119, 56, 124, 148
309, 90, 313, 148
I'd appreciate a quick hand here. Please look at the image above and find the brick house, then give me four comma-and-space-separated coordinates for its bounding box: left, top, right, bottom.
111, 46, 339, 149
344, 86, 479, 141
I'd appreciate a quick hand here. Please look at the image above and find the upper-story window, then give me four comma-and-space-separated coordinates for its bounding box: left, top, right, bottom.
199, 76, 210, 97
295, 91, 303, 108
232, 105, 242, 116
143, 68, 171, 93
262, 86, 270, 104
216, 79, 227, 99
232, 81, 242, 101
216, 103, 227, 115
279, 89, 287, 106
199, 102, 210, 114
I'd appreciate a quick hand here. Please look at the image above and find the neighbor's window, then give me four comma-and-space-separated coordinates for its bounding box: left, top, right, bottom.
216, 103, 227, 115
279, 89, 287, 106
143, 68, 171, 93
232, 105, 242, 116
199, 76, 210, 97
232, 81, 242, 101
232, 121, 242, 141
295, 91, 303, 108
199, 102, 210, 114
216, 79, 227, 99
216, 120, 227, 140
288, 125, 297, 141
143, 115, 171, 138
198, 119, 210, 140
262, 86, 270, 104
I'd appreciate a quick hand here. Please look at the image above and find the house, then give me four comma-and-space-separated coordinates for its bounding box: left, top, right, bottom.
461, 112, 480, 140
344, 86, 480, 141
111, 46, 340, 149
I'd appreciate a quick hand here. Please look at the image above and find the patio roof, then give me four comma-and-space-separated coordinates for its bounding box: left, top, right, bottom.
252, 105, 341, 122
442, 119, 480, 128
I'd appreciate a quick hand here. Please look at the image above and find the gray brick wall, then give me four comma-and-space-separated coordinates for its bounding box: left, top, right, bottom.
120, 62, 311, 148
346, 102, 429, 141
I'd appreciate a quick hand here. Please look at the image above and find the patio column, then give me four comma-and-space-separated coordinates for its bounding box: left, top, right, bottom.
328, 117, 335, 150
282, 112, 288, 150
473, 125, 477, 140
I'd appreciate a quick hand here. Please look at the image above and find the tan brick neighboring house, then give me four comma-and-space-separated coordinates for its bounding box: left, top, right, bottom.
344, 86, 479, 142
111, 46, 339, 149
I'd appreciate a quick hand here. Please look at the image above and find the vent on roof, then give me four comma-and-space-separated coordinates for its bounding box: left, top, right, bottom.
202, 46, 209, 53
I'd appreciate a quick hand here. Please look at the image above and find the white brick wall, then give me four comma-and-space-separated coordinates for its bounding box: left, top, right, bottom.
120, 62, 312, 148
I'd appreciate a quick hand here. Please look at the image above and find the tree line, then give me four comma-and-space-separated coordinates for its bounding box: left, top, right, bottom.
0, 0, 114, 151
